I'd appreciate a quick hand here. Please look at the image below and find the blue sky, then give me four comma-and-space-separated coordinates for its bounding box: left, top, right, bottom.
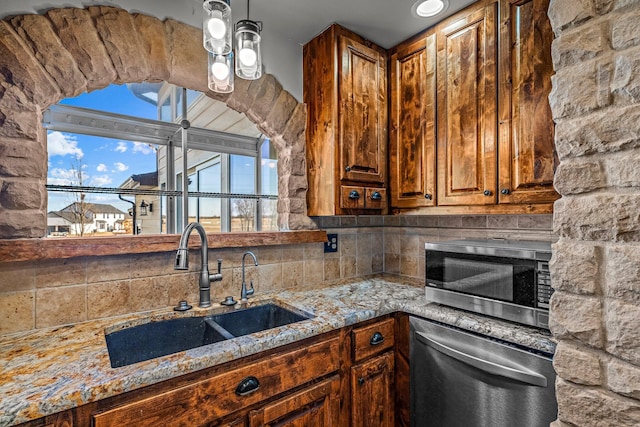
47, 84, 159, 212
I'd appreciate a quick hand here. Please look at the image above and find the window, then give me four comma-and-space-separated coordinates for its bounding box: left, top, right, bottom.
45, 83, 277, 237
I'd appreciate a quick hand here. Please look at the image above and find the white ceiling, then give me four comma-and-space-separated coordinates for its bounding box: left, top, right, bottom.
245, 0, 477, 49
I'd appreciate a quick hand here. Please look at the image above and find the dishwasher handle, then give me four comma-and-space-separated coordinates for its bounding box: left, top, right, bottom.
415, 331, 547, 387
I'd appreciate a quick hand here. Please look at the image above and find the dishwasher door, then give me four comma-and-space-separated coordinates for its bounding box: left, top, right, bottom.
410, 316, 557, 427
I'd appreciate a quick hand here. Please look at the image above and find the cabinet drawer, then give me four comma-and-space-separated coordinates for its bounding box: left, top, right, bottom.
92, 337, 340, 427
340, 185, 366, 209
352, 318, 395, 362
365, 188, 386, 209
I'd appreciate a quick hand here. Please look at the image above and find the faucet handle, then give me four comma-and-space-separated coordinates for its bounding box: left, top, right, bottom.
217, 258, 222, 274
247, 281, 255, 298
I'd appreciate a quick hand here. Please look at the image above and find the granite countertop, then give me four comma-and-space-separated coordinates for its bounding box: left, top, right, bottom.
0, 275, 555, 426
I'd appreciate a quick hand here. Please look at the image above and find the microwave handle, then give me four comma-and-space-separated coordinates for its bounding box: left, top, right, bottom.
415, 331, 547, 387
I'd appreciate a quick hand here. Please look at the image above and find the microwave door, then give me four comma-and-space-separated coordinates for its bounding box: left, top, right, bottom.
439, 258, 515, 301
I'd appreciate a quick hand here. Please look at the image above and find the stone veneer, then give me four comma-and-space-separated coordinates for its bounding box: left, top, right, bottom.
0, 6, 314, 237
549, 0, 640, 425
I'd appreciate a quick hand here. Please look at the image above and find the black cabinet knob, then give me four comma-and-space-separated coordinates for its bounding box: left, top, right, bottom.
370, 331, 385, 346
358, 378, 365, 386
424, 193, 432, 200
501, 188, 510, 195
345, 166, 351, 172
370, 191, 382, 201
235, 376, 260, 396
349, 190, 360, 200
483, 190, 492, 196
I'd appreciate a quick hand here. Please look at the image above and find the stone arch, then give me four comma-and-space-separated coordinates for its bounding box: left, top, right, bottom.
0, 5, 314, 238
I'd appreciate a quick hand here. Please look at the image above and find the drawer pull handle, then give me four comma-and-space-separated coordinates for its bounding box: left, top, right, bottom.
370, 191, 382, 201
370, 332, 384, 346
235, 376, 260, 396
349, 190, 361, 200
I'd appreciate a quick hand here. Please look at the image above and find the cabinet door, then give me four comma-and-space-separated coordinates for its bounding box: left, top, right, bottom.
436, 2, 498, 205
498, 0, 558, 204
248, 376, 341, 427
351, 352, 395, 427
389, 33, 437, 208
338, 35, 387, 185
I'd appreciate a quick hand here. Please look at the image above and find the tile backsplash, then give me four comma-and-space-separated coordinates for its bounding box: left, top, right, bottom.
0, 214, 553, 336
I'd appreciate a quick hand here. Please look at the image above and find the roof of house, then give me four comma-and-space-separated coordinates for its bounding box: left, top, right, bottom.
118, 171, 158, 189
60, 202, 126, 215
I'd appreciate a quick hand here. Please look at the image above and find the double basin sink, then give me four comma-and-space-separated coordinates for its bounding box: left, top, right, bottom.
105, 303, 312, 368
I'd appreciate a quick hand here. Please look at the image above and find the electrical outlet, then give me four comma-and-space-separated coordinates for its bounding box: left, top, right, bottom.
324, 233, 338, 253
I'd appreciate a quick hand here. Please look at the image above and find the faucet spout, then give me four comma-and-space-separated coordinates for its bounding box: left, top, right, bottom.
174, 222, 223, 308
241, 251, 258, 302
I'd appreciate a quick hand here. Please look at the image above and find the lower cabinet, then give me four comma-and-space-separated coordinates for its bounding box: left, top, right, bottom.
248, 376, 341, 426
351, 352, 395, 427
18, 316, 403, 427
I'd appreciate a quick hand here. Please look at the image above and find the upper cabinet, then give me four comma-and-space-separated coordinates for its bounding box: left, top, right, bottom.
388, 0, 557, 212
436, 1, 498, 206
497, 0, 558, 204
306, 0, 558, 216
389, 32, 438, 209
304, 24, 388, 216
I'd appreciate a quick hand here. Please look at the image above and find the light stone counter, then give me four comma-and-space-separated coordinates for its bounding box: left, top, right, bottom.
0, 275, 555, 426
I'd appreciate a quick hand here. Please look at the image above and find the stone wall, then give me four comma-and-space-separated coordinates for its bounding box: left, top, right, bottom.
549, 0, 640, 425
0, 6, 313, 238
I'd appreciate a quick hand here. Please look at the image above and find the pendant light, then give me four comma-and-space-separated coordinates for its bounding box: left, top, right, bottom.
234, 0, 262, 80
208, 51, 235, 92
203, 0, 232, 54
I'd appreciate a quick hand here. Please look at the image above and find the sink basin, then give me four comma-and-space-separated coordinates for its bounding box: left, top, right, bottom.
105, 316, 229, 368
105, 303, 312, 368
209, 303, 310, 337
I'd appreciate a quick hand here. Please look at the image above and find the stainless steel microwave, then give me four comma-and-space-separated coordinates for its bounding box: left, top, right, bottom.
425, 239, 553, 329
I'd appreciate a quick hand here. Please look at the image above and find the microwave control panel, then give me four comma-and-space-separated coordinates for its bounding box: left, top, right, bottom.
537, 261, 553, 309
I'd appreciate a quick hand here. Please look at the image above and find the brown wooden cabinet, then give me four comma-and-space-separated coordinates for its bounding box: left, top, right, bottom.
88, 334, 339, 427
304, 23, 388, 215
350, 318, 395, 427
248, 376, 341, 426
388, 0, 557, 212
389, 32, 437, 209
436, 0, 499, 206
497, 0, 558, 204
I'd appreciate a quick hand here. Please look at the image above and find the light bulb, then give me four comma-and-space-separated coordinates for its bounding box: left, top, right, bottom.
207, 11, 226, 39
415, 0, 445, 17
211, 61, 230, 80
239, 45, 257, 67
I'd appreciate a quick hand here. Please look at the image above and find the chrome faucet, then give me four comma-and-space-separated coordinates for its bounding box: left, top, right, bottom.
174, 222, 222, 308
241, 251, 258, 302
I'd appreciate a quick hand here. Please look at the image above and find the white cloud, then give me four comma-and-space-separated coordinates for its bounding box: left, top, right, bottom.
96, 163, 108, 172
48, 167, 87, 185
91, 175, 112, 186
115, 141, 128, 153
132, 142, 155, 155
114, 162, 129, 172
47, 131, 84, 158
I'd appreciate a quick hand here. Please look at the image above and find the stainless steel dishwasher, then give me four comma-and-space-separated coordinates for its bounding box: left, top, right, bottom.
410, 316, 557, 427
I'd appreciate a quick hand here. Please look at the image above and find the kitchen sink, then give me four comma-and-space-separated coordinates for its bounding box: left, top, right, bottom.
105, 303, 312, 368
208, 303, 310, 337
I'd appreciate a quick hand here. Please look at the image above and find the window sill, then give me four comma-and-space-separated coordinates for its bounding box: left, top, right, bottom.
0, 230, 328, 263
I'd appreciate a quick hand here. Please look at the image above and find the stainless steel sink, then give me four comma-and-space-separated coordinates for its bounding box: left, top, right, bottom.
105, 303, 312, 368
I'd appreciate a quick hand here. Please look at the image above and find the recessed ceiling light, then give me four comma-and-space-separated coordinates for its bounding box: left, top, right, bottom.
412, 0, 448, 17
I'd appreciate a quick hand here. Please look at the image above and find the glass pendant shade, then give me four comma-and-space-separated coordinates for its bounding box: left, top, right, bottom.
234, 20, 262, 80
203, 0, 232, 54
208, 52, 234, 93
